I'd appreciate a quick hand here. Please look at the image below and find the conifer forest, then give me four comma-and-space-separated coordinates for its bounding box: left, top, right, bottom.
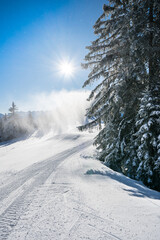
80, 0, 160, 191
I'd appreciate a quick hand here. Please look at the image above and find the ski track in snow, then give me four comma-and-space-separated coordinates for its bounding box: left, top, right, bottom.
0, 133, 160, 240
0, 140, 91, 240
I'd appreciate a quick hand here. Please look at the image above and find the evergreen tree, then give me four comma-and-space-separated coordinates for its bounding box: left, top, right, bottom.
80, 0, 143, 169
132, 0, 160, 190
81, 1, 129, 168
80, 0, 160, 190
134, 88, 160, 190
9, 102, 18, 116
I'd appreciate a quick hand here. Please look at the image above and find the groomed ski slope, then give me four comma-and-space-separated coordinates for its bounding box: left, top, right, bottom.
0, 131, 160, 240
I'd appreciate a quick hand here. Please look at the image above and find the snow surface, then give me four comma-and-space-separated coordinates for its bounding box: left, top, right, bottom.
0, 131, 160, 240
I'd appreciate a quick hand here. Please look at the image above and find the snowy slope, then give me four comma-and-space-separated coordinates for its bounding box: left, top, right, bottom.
0, 132, 160, 240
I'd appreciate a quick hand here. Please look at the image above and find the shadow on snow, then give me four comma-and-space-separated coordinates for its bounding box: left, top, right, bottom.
86, 169, 160, 200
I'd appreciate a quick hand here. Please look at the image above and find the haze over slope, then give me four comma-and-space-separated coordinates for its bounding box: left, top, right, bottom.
0, 90, 91, 142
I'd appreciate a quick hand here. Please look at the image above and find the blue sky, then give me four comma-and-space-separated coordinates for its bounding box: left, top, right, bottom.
0, 0, 106, 113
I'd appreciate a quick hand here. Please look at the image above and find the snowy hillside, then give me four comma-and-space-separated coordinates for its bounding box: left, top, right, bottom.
0, 131, 160, 240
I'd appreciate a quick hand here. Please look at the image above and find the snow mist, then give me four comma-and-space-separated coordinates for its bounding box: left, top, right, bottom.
17, 90, 90, 134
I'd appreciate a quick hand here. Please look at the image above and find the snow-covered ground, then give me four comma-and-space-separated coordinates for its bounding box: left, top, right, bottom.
0, 131, 160, 240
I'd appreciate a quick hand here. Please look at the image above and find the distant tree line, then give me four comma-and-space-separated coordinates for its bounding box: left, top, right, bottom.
0, 102, 62, 143
80, 0, 160, 191
0, 102, 36, 142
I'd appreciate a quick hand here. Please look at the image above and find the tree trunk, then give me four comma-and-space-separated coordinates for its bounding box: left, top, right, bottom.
149, 0, 154, 90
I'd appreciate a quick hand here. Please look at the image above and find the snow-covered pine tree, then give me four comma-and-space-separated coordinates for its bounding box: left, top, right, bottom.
134, 88, 160, 190
80, 0, 145, 172
80, 1, 132, 171
80, 0, 160, 190
132, 0, 160, 190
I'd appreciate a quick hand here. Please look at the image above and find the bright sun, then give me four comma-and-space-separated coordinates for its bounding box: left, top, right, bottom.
59, 61, 75, 78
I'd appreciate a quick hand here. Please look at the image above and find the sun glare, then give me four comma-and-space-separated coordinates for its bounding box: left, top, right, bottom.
58, 60, 75, 78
